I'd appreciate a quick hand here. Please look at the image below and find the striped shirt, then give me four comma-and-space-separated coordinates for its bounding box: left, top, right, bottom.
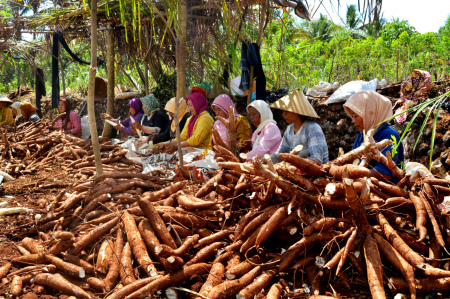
271, 120, 329, 164
180, 111, 214, 150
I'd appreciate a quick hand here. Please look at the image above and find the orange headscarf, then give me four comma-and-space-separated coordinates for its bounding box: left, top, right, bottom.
343, 90, 393, 133
20, 102, 37, 121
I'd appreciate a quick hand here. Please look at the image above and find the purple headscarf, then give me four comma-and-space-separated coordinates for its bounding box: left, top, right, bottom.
212, 94, 241, 144
128, 98, 144, 116
187, 93, 208, 138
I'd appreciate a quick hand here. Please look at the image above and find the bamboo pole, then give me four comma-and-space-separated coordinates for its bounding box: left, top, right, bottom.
102, 23, 115, 138
87, 0, 103, 176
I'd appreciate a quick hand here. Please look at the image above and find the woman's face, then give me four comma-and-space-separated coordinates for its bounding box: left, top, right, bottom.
282, 111, 301, 124
212, 105, 228, 119
187, 100, 196, 116
12, 107, 18, 115
248, 106, 261, 127
345, 107, 364, 132
143, 106, 148, 115
129, 107, 137, 115
58, 101, 66, 112
168, 112, 175, 119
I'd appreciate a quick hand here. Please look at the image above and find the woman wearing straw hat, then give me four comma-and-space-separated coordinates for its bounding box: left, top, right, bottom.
0, 95, 14, 127
246, 100, 282, 161
344, 90, 404, 182
269, 90, 329, 164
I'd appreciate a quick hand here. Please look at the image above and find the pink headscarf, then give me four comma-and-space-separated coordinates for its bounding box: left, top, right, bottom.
187, 92, 209, 138
212, 94, 241, 144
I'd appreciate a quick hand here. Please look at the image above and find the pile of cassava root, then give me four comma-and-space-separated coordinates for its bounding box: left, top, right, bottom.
0, 118, 144, 179
2, 128, 450, 299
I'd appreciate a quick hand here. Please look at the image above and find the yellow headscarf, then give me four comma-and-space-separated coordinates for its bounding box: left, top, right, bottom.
165, 97, 188, 132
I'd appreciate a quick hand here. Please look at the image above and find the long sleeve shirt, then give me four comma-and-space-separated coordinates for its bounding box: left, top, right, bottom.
180, 111, 214, 150
120, 113, 143, 137
0, 107, 13, 126
153, 113, 190, 144
247, 122, 282, 160
352, 123, 404, 183
141, 111, 168, 137
55, 110, 82, 138
271, 120, 329, 164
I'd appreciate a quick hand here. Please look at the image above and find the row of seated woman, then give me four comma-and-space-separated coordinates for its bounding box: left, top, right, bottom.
0, 96, 41, 127
101, 88, 404, 183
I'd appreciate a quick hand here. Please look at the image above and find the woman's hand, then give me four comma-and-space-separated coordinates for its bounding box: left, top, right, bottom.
101, 113, 113, 121
164, 141, 178, 154
131, 121, 143, 130
113, 123, 121, 131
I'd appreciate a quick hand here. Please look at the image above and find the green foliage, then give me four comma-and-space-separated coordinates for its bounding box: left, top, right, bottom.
380, 19, 416, 40
152, 73, 177, 106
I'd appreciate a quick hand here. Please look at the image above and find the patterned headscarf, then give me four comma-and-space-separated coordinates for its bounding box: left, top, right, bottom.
127, 98, 144, 116
19, 102, 37, 121
186, 92, 208, 138
140, 94, 160, 118
165, 97, 188, 132
344, 90, 393, 133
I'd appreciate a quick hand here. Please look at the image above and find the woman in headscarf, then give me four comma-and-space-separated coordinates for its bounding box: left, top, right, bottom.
101, 98, 144, 137
0, 95, 13, 127
211, 94, 251, 147
270, 90, 329, 164
55, 98, 82, 138
11, 101, 23, 125
344, 90, 404, 182
20, 102, 40, 122
152, 97, 190, 144
131, 95, 168, 138
163, 93, 214, 153
246, 100, 282, 161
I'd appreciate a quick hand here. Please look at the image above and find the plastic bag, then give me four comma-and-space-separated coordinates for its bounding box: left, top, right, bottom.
325, 78, 378, 104
81, 115, 91, 139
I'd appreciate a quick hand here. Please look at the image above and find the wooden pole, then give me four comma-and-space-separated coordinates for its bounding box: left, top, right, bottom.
175, 0, 188, 167
102, 23, 115, 138
87, 0, 103, 175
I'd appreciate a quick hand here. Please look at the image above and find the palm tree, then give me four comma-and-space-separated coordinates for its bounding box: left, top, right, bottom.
361, 12, 387, 38
345, 4, 361, 30
299, 14, 335, 42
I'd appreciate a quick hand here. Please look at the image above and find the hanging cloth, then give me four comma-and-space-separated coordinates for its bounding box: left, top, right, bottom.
51, 31, 90, 109
239, 42, 266, 101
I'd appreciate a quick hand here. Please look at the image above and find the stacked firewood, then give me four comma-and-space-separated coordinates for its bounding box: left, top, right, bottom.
2, 128, 450, 299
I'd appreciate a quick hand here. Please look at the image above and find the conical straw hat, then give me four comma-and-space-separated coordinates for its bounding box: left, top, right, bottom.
0, 95, 12, 104
269, 90, 319, 119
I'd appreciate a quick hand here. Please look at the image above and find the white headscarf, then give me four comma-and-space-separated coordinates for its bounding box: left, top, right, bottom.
11, 102, 22, 117
247, 100, 277, 149
247, 100, 276, 134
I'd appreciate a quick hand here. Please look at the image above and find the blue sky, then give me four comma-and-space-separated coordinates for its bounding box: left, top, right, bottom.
312, 0, 449, 33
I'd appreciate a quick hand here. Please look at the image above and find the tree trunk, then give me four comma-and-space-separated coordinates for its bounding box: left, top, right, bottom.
87, 0, 103, 175
175, 0, 188, 167
144, 59, 149, 95
102, 23, 115, 138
